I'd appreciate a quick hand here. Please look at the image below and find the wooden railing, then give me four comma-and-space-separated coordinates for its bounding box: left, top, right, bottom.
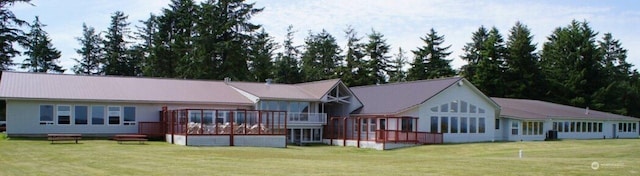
375, 130, 443, 144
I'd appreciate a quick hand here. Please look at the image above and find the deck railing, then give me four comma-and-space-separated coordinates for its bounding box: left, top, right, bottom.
375, 130, 443, 144
288, 113, 327, 125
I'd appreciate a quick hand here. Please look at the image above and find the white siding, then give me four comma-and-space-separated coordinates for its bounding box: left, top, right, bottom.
6, 99, 251, 136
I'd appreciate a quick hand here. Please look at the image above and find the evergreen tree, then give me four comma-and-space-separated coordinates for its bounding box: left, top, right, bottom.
20, 16, 64, 73
541, 20, 603, 107
339, 26, 366, 86
72, 23, 104, 75
103, 11, 134, 75
388, 47, 408, 83
0, 0, 30, 70
132, 14, 157, 77
473, 27, 507, 97
300, 29, 342, 82
407, 28, 454, 80
460, 26, 488, 82
504, 21, 542, 99
247, 29, 278, 82
364, 29, 391, 84
591, 33, 634, 115
165, 0, 198, 78
274, 25, 302, 84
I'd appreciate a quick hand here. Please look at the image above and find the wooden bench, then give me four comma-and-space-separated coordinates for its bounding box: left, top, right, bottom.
113, 134, 148, 144
48, 134, 82, 144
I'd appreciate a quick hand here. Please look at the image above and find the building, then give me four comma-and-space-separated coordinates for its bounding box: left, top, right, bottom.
0, 71, 637, 149
493, 97, 639, 141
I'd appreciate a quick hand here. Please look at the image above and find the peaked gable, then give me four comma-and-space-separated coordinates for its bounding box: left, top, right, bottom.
350, 77, 465, 115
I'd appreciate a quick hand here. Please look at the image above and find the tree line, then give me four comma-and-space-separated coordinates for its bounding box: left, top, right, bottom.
1, 0, 639, 117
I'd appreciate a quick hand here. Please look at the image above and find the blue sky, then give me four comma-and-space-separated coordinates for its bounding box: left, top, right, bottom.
11, 0, 640, 73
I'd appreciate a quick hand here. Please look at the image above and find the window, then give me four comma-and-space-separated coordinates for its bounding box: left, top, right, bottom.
450, 101, 458, 113
537, 122, 543, 135
633, 123, 637, 132
370, 119, 376, 132
598, 123, 603, 132
361, 119, 368, 132
440, 117, 448, 133
401, 118, 413, 131
479, 118, 485, 133
40, 105, 54, 125
564, 122, 569, 133
553, 122, 558, 131
430, 116, 438, 133
75, 106, 88, 125
470, 105, 477, 113
108, 106, 121, 125
618, 123, 623, 132
511, 121, 519, 135
379, 119, 386, 130
582, 122, 587, 132
495, 119, 500, 130
460, 101, 468, 113
450, 117, 458, 133
313, 129, 321, 141
523, 122, 529, 135
92, 106, 105, 125
478, 108, 485, 113
587, 122, 592, 132
460, 117, 468, 133
123, 107, 136, 125
440, 104, 449, 112
430, 107, 438, 112
571, 122, 576, 132
469, 117, 477, 133
57, 105, 71, 125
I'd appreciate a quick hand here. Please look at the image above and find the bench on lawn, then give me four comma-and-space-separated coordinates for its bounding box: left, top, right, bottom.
113, 134, 148, 144
48, 134, 82, 144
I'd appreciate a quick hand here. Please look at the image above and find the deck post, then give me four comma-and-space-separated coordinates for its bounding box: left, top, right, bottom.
357, 117, 361, 148
230, 111, 234, 146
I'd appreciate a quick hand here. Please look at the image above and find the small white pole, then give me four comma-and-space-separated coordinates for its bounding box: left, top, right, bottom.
519, 149, 523, 158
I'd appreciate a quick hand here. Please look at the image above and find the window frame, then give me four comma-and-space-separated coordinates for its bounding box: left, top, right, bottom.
39, 104, 55, 125
107, 106, 121, 125
91, 105, 105, 125
74, 105, 89, 125
57, 105, 72, 125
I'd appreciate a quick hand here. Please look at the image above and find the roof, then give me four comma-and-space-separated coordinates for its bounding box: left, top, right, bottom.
0, 72, 253, 105
228, 79, 341, 101
492, 97, 638, 121
350, 77, 463, 115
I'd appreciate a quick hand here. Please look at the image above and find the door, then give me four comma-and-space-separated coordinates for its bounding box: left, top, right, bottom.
612, 124, 617, 138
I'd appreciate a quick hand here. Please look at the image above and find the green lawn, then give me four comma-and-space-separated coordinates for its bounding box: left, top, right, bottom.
0, 133, 638, 175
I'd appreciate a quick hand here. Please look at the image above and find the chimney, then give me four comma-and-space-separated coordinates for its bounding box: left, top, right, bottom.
265, 78, 273, 85
585, 107, 590, 115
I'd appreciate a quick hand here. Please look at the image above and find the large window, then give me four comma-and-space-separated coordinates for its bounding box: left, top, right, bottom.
57, 105, 71, 125
469, 117, 477, 133
108, 106, 121, 125
440, 117, 448, 133
92, 106, 105, 125
40, 105, 54, 125
450, 117, 458, 133
74, 106, 88, 125
478, 118, 485, 133
511, 121, 519, 135
401, 118, 413, 131
460, 117, 468, 133
522, 121, 543, 135
123, 107, 136, 125
430, 116, 438, 133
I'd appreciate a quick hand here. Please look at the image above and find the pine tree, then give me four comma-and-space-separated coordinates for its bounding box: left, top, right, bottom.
248, 29, 278, 82
300, 29, 342, 82
364, 29, 391, 84
103, 11, 133, 76
339, 26, 366, 87
504, 21, 542, 99
274, 25, 302, 84
20, 16, 64, 73
473, 27, 507, 97
0, 0, 30, 70
591, 33, 634, 115
460, 26, 488, 82
541, 20, 603, 107
72, 23, 104, 75
408, 28, 454, 80
132, 14, 157, 77
388, 47, 408, 83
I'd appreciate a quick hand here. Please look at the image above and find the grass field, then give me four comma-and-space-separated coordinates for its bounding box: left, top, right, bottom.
0, 133, 638, 175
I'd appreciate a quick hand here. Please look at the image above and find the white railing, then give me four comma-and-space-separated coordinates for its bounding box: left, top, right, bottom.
288, 113, 327, 125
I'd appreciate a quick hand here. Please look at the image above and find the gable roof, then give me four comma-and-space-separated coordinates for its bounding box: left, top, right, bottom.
228, 79, 342, 101
350, 77, 463, 115
0, 72, 253, 105
492, 97, 638, 121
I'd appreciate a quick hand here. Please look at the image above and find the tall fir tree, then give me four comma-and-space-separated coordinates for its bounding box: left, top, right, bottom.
20, 16, 64, 73
300, 29, 342, 82
388, 47, 408, 83
72, 23, 104, 75
339, 26, 366, 87
504, 21, 542, 99
591, 33, 634, 115
247, 29, 278, 82
166, 0, 198, 79
0, 0, 30, 70
364, 29, 391, 84
407, 28, 454, 80
472, 27, 507, 97
103, 11, 135, 76
541, 20, 603, 108
274, 25, 302, 84
131, 14, 157, 77
460, 26, 488, 82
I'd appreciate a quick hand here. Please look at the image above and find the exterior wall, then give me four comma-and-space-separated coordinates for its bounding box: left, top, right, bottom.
6, 99, 250, 136
504, 118, 639, 141
322, 139, 418, 150
410, 81, 498, 143
234, 136, 286, 148
169, 135, 285, 148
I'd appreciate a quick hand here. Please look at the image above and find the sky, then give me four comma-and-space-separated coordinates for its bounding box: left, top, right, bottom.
10, 0, 640, 74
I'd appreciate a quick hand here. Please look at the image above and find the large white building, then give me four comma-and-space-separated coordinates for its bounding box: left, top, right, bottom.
0, 72, 637, 150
